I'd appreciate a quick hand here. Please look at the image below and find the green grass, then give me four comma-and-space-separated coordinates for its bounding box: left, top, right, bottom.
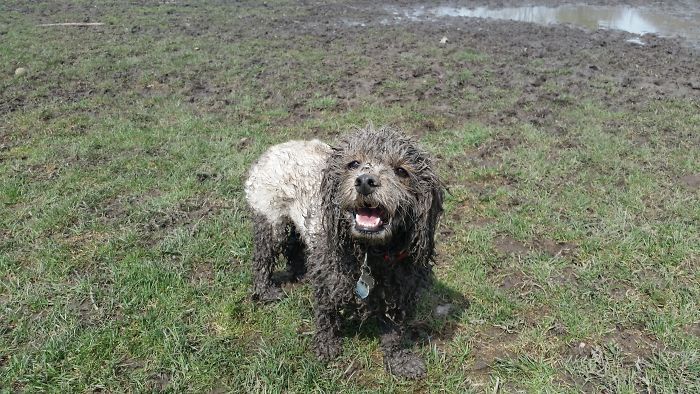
1, 1, 699, 392
454, 48, 488, 63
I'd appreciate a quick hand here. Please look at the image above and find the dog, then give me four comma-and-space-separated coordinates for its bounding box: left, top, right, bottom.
245, 126, 444, 378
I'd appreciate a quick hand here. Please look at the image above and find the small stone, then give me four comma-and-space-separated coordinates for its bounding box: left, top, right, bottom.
433, 303, 453, 318
14, 67, 27, 77
439, 36, 448, 44
579, 342, 586, 348
238, 137, 251, 149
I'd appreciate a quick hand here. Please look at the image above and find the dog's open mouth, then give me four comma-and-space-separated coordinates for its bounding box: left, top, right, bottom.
353, 206, 389, 232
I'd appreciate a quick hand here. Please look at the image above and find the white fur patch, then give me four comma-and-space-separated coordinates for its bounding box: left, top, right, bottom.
245, 139, 331, 242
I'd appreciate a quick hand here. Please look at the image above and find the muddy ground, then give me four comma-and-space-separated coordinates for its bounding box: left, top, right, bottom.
2, 1, 699, 125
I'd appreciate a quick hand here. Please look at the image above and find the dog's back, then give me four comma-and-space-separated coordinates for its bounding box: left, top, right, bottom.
245, 139, 331, 242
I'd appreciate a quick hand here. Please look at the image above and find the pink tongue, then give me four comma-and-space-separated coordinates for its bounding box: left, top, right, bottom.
356, 208, 382, 228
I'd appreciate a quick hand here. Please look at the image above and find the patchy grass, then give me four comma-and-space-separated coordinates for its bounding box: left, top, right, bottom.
1, 1, 699, 392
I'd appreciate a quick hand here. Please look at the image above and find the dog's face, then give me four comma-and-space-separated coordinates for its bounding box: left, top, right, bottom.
322, 127, 444, 253
336, 149, 415, 244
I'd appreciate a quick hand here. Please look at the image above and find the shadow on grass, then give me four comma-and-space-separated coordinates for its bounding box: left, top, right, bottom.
269, 259, 469, 347
340, 280, 470, 346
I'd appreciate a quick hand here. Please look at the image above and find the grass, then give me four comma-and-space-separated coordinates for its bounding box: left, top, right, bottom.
1, 1, 699, 392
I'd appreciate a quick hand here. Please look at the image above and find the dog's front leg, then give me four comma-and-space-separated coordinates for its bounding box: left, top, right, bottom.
312, 288, 343, 362
379, 316, 426, 379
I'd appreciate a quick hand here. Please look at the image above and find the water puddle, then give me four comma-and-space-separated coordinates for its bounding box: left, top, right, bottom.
399, 4, 700, 47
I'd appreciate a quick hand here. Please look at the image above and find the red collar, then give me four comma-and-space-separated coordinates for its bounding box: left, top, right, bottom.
383, 249, 409, 264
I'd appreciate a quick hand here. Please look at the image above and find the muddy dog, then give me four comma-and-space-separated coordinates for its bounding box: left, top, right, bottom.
245, 126, 444, 378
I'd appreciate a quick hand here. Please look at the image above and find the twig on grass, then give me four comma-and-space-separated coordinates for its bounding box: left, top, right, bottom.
38, 22, 104, 27
89, 288, 100, 311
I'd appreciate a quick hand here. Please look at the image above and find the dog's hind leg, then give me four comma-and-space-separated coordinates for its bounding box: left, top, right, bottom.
283, 224, 307, 282
250, 213, 284, 302
379, 317, 427, 379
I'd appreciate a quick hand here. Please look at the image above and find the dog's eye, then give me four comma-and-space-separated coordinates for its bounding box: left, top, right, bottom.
347, 160, 360, 170
394, 167, 409, 178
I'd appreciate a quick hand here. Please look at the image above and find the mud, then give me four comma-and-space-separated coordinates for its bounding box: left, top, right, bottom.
3, 0, 699, 129
190, 262, 215, 285
679, 174, 700, 191
146, 372, 172, 392
534, 238, 578, 258
145, 197, 222, 232
291, 1, 700, 124
493, 235, 578, 258
469, 325, 519, 372
493, 235, 530, 255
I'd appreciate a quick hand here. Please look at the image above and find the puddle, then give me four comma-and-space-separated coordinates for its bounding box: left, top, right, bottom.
399, 4, 700, 47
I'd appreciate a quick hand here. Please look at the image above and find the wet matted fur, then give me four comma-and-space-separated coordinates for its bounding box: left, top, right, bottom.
245, 126, 444, 378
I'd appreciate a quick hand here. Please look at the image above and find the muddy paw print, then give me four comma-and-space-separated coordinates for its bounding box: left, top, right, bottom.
385, 349, 427, 379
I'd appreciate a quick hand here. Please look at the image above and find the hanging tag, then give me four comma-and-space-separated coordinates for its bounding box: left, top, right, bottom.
355, 252, 374, 299
355, 270, 375, 299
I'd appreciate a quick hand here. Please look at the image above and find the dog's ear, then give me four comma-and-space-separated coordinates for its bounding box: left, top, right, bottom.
410, 166, 444, 265
320, 149, 347, 249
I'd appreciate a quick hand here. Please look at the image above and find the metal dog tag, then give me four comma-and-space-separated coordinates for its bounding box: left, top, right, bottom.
355, 270, 375, 299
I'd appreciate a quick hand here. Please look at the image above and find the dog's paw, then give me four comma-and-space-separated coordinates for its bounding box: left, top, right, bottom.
385, 350, 427, 379
313, 333, 343, 362
252, 286, 285, 303
284, 267, 306, 283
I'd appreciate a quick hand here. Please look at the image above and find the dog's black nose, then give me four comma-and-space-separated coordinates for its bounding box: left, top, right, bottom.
355, 174, 380, 195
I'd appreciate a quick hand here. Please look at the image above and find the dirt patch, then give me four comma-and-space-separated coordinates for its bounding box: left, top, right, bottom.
552, 266, 578, 286
679, 174, 700, 191
493, 235, 579, 259
463, 136, 521, 169
97, 189, 162, 223
534, 238, 578, 258
566, 340, 595, 359
607, 327, 663, 362
190, 262, 214, 285
195, 170, 220, 183
115, 356, 146, 375
472, 136, 521, 162
608, 282, 637, 302
494, 270, 547, 304
469, 325, 519, 374
0, 134, 14, 152
493, 235, 530, 256
100, 196, 129, 222
685, 322, 700, 338
468, 216, 495, 228
146, 371, 171, 392
145, 197, 223, 232
70, 296, 100, 324
447, 195, 494, 227
548, 319, 569, 337
568, 327, 664, 363
18, 163, 61, 181
0, 229, 12, 248
498, 270, 531, 291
